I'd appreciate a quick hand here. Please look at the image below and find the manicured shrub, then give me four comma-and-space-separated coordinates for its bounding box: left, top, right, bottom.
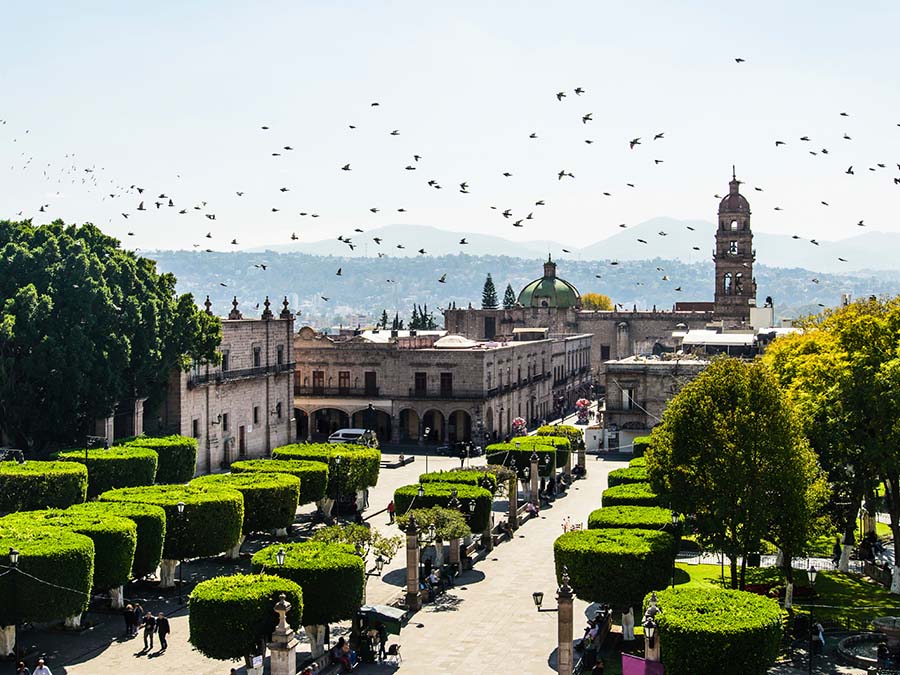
192, 473, 300, 534
393, 483, 492, 533
272, 444, 380, 498
629, 456, 647, 468
554, 528, 674, 608
0, 523, 94, 625
0, 461, 87, 513
231, 458, 328, 505
58, 446, 158, 497
68, 501, 166, 578
125, 435, 198, 484
419, 469, 498, 493
536, 424, 584, 450
646, 587, 783, 675
189, 573, 303, 662
100, 484, 243, 560
251, 542, 364, 626
519, 434, 573, 467
1, 510, 136, 590
484, 443, 557, 479
588, 506, 675, 532
632, 435, 653, 457
607, 466, 649, 487
601, 482, 661, 507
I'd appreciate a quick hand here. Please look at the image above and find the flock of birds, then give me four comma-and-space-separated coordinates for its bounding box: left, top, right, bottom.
4, 56, 900, 308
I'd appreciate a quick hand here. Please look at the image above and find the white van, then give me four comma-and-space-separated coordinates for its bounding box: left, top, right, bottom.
327, 428, 378, 447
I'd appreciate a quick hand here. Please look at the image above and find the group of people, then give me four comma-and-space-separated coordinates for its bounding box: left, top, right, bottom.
331, 636, 358, 672
123, 603, 171, 652
576, 605, 613, 674
15, 658, 52, 675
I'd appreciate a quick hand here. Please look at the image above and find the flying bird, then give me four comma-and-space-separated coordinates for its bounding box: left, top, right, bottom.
653, 132, 664, 140
734, 57, 745, 63
459, 238, 468, 245
846, 166, 854, 175
341, 164, 351, 171
574, 87, 585, 95
556, 92, 566, 101
582, 113, 593, 124
529, 132, 538, 139
629, 138, 641, 149
775, 140, 786, 146
336, 268, 342, 276
438, 274, 446, 283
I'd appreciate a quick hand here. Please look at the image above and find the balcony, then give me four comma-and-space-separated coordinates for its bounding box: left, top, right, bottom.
188, 362, 295, 389
405, 388, 485, 400
294, 386, 379, 398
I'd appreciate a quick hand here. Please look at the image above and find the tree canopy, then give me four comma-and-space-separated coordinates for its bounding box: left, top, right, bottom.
581, 292, 614, 310
502, 283, 517, 309
0, 220, 221, 450
481, 273, 498, 309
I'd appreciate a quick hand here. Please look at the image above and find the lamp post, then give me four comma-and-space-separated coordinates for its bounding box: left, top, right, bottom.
808, 565, 818, 675
177, 501, 185, 604
276, 546, 286, 568
642, 591, 661, 662
530, 451, 540, 508
9, 547, 19, 666
531, 566, 575, 675
671, 512, 680, 588
423, 426, 431, 473
334, 455, 342, 520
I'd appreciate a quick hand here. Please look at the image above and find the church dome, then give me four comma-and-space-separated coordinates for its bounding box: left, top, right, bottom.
719, 169, 750, 214
517, 256, 581, 309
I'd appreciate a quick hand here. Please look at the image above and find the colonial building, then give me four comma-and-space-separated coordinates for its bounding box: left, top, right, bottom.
161, 296, 295, 474
292, 327, 592, 445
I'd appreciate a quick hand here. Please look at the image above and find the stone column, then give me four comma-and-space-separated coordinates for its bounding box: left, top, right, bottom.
564, 451, 572, 483
577, 445, 586, 473
449, 538, 460, 568
132, 397, 148, 437
267, 593, 299, 675
557, 572, 574, 675
405, 515, 421, 611
95, 414, 114, 447
530, 452, 540, 507
508, 474, 519, 530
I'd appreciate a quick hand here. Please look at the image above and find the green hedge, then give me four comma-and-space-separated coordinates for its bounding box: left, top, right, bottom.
393, 483, 493, 533
0, 461, 87, 513
601, 482, 661, 507
125, 435, 198, 484
588, 506, 675, 532
629, 456, 647, 468
419, 469, 498, 494
554, 528, 674, 608
68, 501, 166, 579
192, 473, 300, 534
189, 573, 303, 662
272, 444, 380, 497
251, 542, 364, 626
230, 458, 328, 505
0, 523, 94, 625
632, 435, 653, 457
519, 434, 573, 467
1, 509, 136, 590
536, 424, 584, 450
100, 484, 243, 560
57, 446, 158, 497
647, 587, 783, 675
484, 443, 557, 479
607, 466, 649, 487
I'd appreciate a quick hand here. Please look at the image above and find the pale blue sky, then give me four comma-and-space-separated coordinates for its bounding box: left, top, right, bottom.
3, 1, 899, 252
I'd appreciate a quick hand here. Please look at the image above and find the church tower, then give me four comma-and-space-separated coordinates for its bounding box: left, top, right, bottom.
713, 168, 756, 323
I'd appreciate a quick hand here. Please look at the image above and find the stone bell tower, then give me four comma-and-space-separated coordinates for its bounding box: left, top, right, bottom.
713, 167, 756, 323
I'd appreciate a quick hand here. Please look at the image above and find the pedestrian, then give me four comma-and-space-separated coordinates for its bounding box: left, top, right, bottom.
387, 500, 395, 524
16, 662, 29, 675
142, 610, 157, 651
132, 603, 144, 636
156, 612, 170, 651
831, 536, 842, 567
377, 621, 388, 662
32, 660, 51, 675
123, 603, 134, 637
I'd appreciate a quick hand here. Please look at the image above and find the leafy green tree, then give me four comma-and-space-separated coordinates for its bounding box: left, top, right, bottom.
481, 274, 498, 309
502, 284, 517, 309
646, 357, 825, 589
309, 523, 402, 562
0, 220, 221, 451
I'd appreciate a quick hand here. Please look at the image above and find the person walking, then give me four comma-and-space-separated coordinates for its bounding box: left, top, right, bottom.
377, 622, 388, 662
142, 611, 157, 651
15, 662, 29, 675
156, 612, 171, 651
387, 500, 395, 524
32, 659, 51, 675
132, 603, 144, 636
123, 603, 134, 637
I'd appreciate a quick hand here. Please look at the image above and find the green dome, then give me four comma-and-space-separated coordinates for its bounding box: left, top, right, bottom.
517, 257, 580, 309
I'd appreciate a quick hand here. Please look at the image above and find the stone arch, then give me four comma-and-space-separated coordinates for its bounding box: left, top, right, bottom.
350, 407, 392, 441
485, 407, 494, 435
399, 408, 420, 442
309, 407, 350, 439
294, 408, 309, 442
447, 410, 472, 443
422, 410, 445, 443
723, 272, 733, 295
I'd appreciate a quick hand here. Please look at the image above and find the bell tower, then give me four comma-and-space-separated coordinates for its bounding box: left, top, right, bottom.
713, 167, 756, 323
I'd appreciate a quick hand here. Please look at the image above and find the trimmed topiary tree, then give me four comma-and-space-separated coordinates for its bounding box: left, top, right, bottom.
0, 522, 94, 649
191, 473, 300, 552
588, 506, 675, 532
272, 444, 380, 516
251, 542, 364, 657
601, 482, 661, 507
230, 458, 328, 505
555, 528, 674, 635
632, 435, 653, 457
189, 573, 303, 667
419, 469, 498, 494
518, 434, 572, 469
99, 484, 243, 587
125, 435, 198, 484
67, 501, 165, 579
484, 443, 557, 479
58, 446, 158, 497
607, 466, 649, 487
536, 424, 584, 450
393, 483, 492, 533
629, 456, 647, 468
646, 587, 783, 675
0, 461, 87, 514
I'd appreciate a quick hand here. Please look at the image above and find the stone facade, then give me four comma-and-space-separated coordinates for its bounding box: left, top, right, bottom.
162, 297, 295, 475
293, 328, 592, 444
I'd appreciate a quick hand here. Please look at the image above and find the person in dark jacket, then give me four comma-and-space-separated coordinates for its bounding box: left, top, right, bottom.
156, 612, 171, 651
142, 611, 157, 650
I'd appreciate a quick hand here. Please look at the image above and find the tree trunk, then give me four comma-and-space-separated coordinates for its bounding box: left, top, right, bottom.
839, 529, 853, 573
739, 555, 747, 590
110, 585, 125, 609
621, 607, 635, 640
274, 527, 289, 537
783, 555, 794, 609
729, 556, 738, 589
305, 624, 327, 658
159, 559, 177, 588
0, 625, 14, 658
317, 498, 335, 520
433, 538, 444, 568
226, 535, 246, 560
64, 613, 82, 630
775, 548, 784, 568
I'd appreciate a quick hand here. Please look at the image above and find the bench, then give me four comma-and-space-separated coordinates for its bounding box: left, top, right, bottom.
300, 650, 359, 675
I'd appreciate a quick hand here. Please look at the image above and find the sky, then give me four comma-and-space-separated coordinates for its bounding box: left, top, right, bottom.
2, 1, 900, 253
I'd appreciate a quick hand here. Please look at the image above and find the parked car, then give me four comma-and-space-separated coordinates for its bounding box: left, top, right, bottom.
327, 428, 379, 447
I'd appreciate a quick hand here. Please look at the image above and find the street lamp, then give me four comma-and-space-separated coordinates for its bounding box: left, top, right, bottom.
423, 426, 431, 473
642, 592, 661, 661
808, 565, 818, 675
417, 484, 425, 498
334, 455, 342, 520
9, 547, 19, 665
176, 501, 185, 604
532, 566, 569, 613
671, 512, 680, 588
276, 547, 286, 567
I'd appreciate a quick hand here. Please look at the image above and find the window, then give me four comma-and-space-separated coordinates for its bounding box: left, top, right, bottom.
730, 219, 738, 231
253, 346, 262, 368
364, 371, 377, 396
312, 370, 324, 395
484, 316, 496, 340
440, 372, 453, 397
338, 371, 350, 394
253, 406, 259, 425
221, 350, 230, 372
276, 344, 284, 366
192, 418, 200, 438
276, 402, 283, 420
735, 272, 744, 294
517, 366, 521, 385
414, 372, 427, 396
222, 413, 229, 432
623, 388, 635, 411
723, 272, 733, 295
729, 240, 738, 255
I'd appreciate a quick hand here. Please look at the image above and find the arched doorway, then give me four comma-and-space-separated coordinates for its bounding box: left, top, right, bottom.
311, 408, 350, 440
485, 407, 494, 436
351, 408, 392, 441
399, 409, 420, 442
447, 410, 472, 443
294, 409, 309, 442
422, 410, 445, 443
